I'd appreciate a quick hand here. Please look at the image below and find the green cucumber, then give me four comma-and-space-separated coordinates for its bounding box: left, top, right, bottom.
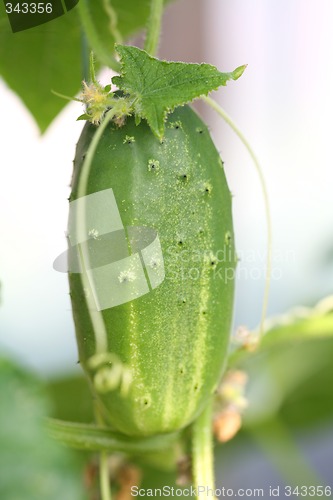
69, 104, 236, 437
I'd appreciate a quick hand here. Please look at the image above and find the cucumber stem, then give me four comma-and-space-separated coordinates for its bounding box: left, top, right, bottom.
89, 51, 98, 86
102, 0, 123, 45
144, 0, 164, 56
95, 407, 113, 500
100, 451, 112, 500
202, 95, 272, 340
192, 401, 217, 499
81, 29, 90, 82
46, 417, 180, 453
78, 0, 121, 72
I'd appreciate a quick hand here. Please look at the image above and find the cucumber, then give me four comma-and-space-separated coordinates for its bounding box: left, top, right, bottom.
69, 104, 236, 437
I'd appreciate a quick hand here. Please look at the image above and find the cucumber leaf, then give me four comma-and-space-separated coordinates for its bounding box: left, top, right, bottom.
46, 418, 179, 453
0, 0, 171, 132
112, 44, 246, 139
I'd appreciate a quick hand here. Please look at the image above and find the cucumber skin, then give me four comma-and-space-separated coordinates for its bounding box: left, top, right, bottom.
69, 105, 236, 437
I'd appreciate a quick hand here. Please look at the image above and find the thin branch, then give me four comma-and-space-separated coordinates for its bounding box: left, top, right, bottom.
144, 0, 164, 56
202, 95, 272, 339
192, 401, 216, 499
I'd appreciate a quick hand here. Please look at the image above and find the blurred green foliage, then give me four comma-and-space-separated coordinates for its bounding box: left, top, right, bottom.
0, 357, 88, 500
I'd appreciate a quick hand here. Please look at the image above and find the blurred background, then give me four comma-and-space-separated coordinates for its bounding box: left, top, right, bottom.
0, 0, 333, 497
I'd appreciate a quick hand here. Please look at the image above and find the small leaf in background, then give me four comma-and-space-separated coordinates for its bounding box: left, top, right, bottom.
231, 296, 333, 429
227, 295, 333, 368
225, 296, 333, 431
261, 295, 333, 348
0, 357, 87, 500
112, 44, 246, 139
46, 373, 94, 423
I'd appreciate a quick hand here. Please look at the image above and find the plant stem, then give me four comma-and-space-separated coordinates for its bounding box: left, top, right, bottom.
144, 0, 164, 56
100, 451, 112, 500
81, 29, 90, 82
78, 0, 121, 72
192, 401, 216, 499
102, 0, 123, 45
202, 95, 272, 340
89, 51, 98, 85
46, 418, 180, 453
95, 408, 113, 500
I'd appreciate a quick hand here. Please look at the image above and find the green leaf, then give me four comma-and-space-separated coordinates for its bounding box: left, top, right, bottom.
0, 0, 172, 132
46, 418, 180, 454
279, 339, 333, 428
77, 113, 91, 121
0, 8, 81, 133
228, 295, 333, 368
46, 373, 94, 423
241, 337, 333, 429
112, 44, 246, 139
227, 297, 333, 429
261, 296, 333, 348
78, 0, 174, 71
0, 357, 87, 500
